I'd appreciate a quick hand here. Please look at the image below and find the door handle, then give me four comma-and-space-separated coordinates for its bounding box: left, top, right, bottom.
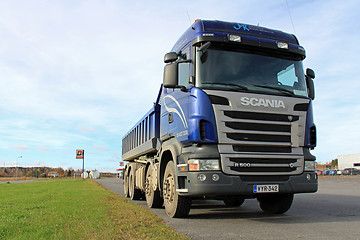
168, 113, 174, 123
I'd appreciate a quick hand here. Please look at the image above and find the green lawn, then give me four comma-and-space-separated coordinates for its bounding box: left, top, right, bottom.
0, 179, 186, 239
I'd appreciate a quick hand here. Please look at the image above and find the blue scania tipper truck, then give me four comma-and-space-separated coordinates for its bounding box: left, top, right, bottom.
122, 19, 317, 218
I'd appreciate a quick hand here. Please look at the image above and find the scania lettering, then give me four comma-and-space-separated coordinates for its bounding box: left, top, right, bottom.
240, 97, 286, 108
122, 20, 317, 218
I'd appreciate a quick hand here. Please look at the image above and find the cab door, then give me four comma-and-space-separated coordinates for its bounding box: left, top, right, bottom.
160, 46, 192, 143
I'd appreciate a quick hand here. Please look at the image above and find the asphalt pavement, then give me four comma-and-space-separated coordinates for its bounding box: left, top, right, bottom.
97, 177, 360, 240
0, 179, 36, 184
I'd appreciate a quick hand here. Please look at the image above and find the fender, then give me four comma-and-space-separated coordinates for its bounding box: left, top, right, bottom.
158, 137, 183, 190
124, 163, 131, 177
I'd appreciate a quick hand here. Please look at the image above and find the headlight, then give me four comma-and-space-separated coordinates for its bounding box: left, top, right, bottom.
229, 34, 241, 42
188, 159, 220, 171
304, 161, 316, 171
277, 41, 288, 49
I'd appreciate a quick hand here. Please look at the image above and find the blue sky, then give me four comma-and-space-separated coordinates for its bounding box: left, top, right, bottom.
0, 0, 359, 172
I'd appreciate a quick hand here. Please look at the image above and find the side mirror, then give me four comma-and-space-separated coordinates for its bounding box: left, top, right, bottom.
163, 62, 188, 91
163, 63, 178, 88
305, 68, 315, 100
306, 68, 315, 79
164, 52, 178, 63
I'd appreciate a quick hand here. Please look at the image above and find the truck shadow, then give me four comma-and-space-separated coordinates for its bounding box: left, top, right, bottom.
98, 179, 360, 224
187, 194, 360, 224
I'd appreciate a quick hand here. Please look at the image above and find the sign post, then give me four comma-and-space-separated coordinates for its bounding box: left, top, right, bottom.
76, 149, 85, 178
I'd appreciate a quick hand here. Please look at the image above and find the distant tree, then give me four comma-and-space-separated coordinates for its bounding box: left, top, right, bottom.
331, 159, 338, 168
35, 169, 41, 178
18, 168, 24, 177
67, 169, 72, 177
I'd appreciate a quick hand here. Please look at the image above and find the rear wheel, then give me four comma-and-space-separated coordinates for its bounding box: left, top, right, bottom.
223, 198, 245, 207
129, 169, 142, 200
163, 161, 191, 218
123, 170, 129, 198
257, 194, 294, 214
145, 166, 163, 208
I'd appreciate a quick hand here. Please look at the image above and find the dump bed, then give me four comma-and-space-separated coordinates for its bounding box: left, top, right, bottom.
121, 86, 162, 161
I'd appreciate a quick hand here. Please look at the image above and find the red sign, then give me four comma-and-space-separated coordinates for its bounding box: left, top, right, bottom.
120, 162, 124, 166
76, 149, 84, 159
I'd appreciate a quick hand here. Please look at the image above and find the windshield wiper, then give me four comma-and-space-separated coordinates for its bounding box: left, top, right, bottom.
202, 82, 248, 91
254, 85, 294, 96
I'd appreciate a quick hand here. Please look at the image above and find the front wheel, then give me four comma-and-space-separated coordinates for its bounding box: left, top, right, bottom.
257, 194, 294, 214
163, 161, 191, 218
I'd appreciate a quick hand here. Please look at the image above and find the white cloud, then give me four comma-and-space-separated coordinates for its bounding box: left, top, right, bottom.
93, 144, 108, 151
38, 146, 55, 152
77, 126, 98, 134
9, 145, 29, 150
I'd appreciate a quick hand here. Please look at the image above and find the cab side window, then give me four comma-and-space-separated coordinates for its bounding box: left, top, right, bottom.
178, 46, 191, 88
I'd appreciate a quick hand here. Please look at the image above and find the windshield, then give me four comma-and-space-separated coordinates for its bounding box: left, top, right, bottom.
196, 46, 308, 97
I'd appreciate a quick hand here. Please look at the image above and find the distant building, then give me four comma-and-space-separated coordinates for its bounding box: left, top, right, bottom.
116, 168, 123, 179
338, 154, 360, 170
89, 170, 100, 179
48, 172, 59, 178
73, 173, 81, 178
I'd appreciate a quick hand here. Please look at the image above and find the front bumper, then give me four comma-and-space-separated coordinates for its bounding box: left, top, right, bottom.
180, 171, 318, 197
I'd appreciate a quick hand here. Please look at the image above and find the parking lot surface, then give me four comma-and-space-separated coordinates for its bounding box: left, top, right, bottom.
97, 176, 360, 240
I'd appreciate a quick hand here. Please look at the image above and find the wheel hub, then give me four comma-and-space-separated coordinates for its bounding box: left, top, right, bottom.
145, 177, 151, 196
163, 175, 175, 202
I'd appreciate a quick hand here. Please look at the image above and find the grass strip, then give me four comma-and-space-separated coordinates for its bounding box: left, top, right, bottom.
0, 179, 186, 239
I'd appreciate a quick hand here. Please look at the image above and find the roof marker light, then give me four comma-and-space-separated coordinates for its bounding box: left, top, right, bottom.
229, 34, 241, 42
277, 42, 288, 49
203, 33, 214, 37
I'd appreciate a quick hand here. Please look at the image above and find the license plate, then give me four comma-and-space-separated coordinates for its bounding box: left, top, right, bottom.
253, 184, 279, 193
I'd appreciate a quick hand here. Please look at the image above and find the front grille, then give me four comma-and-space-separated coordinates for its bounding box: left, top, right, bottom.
225, 122, 290, 132
220, 110, 303, 175
203, 90, 309, 176
240, 175, 290, 182
228, 157, 298, 173
223, 110, 295, 153
233, 145, 291, 153
230, 166, 295, 173
227, 133, 290, 142
229, 157, 297, 164
224, 110, 299, 122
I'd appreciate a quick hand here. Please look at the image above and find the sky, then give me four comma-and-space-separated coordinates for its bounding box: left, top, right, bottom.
0, 0, 359, 172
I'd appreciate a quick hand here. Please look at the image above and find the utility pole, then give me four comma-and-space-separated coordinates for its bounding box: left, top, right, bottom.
16, 156, 22, 180
82, 154, 85, 178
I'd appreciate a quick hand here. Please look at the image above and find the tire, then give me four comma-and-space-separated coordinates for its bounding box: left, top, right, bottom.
145, 166, 163, 208
163, 161, 192, 218
223, 198, 245, 207
123, 170, 129, 198
257, 194, 294, 214
129, 169, 142, 200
